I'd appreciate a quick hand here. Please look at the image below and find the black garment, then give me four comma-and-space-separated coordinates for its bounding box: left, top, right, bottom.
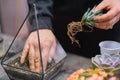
27, 0, 102, 31
27, 0, 120, 58
27, 0, 53, 31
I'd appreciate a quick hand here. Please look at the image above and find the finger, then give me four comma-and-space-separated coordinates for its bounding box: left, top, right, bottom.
95, 21, 113, 30
49, 41, 57, 58
41, 46, 50, 71
95, 8, 118, 22
35, 48, 41, 73
29, 45, 35, 72
20, 43, 29, 64
95, 15, 120, 29
95, 24, 111, 30
93, 1, 107, 12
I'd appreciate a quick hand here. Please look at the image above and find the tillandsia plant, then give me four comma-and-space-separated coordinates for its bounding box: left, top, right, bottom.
67, 6, 104, 47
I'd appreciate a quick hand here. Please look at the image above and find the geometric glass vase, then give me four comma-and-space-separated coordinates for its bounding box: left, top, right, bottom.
1, 4, 67, 80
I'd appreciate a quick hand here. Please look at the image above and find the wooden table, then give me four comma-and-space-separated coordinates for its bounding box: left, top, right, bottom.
0, 35, 92, 80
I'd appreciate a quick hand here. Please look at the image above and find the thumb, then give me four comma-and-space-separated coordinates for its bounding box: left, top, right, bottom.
93, 1, 107, 13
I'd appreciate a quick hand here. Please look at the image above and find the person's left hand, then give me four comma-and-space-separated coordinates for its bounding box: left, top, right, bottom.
93, 0, 120, 30
20, 29, 57, 73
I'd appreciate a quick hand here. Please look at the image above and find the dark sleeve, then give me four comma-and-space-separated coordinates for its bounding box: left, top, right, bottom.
27, 0, 53, 32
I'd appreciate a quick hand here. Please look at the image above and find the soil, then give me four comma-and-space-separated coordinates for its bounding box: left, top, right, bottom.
8, 57, 55, 72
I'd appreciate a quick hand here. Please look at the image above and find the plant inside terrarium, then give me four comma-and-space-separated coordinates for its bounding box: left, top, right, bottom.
2, 42, 67, 80
67, 6, 104, 47
7, 56, 55, 72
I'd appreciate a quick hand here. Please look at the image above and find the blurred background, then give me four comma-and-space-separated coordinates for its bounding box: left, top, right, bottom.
0, 0, 29, 39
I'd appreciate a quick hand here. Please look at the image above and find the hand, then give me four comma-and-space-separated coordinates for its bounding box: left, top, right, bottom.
93, 0, 120, 30
20, 29, 57, 73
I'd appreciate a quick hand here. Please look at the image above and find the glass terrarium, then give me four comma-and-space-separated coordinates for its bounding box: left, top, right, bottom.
1, 4, 67, 80
0, 34, 3, 58
1, 41, 67, 80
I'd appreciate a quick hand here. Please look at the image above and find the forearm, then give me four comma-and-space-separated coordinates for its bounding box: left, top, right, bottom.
27, 0, 53, 32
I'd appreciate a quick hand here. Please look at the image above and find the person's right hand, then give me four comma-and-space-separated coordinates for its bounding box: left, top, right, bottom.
20, 29, 57, 73
93, 0, 120, 30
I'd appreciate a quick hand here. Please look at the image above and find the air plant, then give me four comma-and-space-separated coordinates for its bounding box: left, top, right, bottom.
67, 6, 104, 47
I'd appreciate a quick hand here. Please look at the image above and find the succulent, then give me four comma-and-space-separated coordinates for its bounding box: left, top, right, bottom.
93, 54, 120, 68
67, 6, 104, 47
67, 68, 117, 80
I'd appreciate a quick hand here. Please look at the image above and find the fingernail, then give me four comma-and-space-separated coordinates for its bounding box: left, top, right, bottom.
48, 58, 52, 63
110, 26, 113, 29
19, 63, 24, 67
20, 59, 23, 64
